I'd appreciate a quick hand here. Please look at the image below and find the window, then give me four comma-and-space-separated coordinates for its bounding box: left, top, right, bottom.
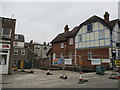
14, 41, 18, 46
118, 50, 120, 59
14, 49, 18, 55
69, 52, 72, 58
0, 55, 7, 65
15, 35, 18, 40
21, 49, 25, 55
99, 30, 105, 39
2, 28, 11, 38
13, 60, 17, 66
35, 45, 40, 49
88, 52, 93, 60
69, 38, 73, 45
61, 42, 64, 48
79, 35, 82, 41
60, 53, 64, 58
87, 24, 93, 33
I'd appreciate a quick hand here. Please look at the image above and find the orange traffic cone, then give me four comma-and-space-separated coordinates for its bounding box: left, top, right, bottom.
78, 72, 88, 84
46, 70, 52, 75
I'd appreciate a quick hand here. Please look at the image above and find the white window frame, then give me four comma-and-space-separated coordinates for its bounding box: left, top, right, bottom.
79, 35, 82, 42
99, 30, 105, 39
2, 28, 12, 38
118, 50, 120, 59
88, 52, 93, 60
14, 41, 18, 46
14, 49, 18, 55
60, 42, 64, 48
21, 49, 25, 55
69, 38, 73, 45
69, 52, 72, 58
15, 35, 18, 40
87, 24, 93, 33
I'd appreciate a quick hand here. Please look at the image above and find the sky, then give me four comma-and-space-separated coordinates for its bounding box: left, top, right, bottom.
1, 0, 119, 44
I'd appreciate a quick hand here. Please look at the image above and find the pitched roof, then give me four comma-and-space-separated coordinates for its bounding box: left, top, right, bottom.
51, 15, 119, 44
51, 33, 67, 43
66, 26, 81, 38
108, 19, 119, 28
80, 15, 112, 30
80, 15, 119, 30
51, 26, 80, 43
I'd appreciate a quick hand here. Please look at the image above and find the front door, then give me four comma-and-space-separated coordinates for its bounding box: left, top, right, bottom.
0, 51, 10, 74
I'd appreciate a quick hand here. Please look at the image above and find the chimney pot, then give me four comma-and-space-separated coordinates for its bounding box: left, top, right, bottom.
64, 25, 69, 33
104, 12, 110, 22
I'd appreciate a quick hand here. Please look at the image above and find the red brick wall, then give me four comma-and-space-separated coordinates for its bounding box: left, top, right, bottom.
76, 47, 109, 69
34, 58, 50, 68
2, 18, 16, 74
52, 38, 75, 65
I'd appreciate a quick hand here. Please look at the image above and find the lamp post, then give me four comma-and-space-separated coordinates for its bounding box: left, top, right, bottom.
43, 45, 47, 69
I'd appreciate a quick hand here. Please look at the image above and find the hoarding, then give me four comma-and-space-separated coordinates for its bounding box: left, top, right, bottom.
64, 58, 72, 65
91, 59, 101, 65
114, 60, 120, 66
101, 59, 110, 63
53, 58, 63, 65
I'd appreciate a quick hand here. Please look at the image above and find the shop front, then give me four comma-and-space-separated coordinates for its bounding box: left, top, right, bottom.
0, 43, 10, 74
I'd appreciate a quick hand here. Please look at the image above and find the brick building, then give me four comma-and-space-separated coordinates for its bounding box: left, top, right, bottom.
13, 34, 34, 69
75, 12, 120, 70
0, 17, 16, 74
26, 41, 51, 68
50, 12, 120, 70
50, 25, 80, 67
13, 34, 25, 66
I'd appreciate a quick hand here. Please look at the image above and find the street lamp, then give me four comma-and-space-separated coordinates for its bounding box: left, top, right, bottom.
43, 45, 47, 68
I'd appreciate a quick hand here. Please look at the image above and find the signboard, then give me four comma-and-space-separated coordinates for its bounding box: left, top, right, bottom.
53, 58, 63, 65
64, 58, 72, 65
101, 59, 110, 63
0, 43, 10, 49
114, 60, 120, 66
91, 59, 101, 65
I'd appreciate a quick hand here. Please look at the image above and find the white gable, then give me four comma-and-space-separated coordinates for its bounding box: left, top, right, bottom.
75, 21, 111, 49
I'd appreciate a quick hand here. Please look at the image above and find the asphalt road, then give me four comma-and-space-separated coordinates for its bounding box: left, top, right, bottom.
1, 69, 119, 88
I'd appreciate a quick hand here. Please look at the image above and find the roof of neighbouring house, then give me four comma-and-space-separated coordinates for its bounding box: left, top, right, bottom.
51, 15, 119, 44
50, 26, 80, 43
80, 15, 119, 30
14, 34, 25, 42
108, 19, 119, 28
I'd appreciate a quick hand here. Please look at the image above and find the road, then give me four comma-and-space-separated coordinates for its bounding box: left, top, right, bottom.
1, 69, 119, 88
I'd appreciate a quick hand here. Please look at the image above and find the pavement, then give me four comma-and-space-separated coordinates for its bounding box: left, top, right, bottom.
1, 69, 119, 88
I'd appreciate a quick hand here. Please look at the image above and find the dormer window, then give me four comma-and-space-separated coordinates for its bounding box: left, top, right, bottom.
87, 24, 93, 33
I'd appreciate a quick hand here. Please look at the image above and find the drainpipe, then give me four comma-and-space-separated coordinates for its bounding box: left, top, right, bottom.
75, 50, 77, 66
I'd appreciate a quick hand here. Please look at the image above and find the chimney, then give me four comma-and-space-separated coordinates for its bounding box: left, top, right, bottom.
64, 25, 69, 33
43, 42, 46, 45
30, 40, 33, 44
104, 12, 110, 22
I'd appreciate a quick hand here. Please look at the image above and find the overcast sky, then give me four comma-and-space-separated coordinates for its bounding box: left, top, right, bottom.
1, 1, 119, 44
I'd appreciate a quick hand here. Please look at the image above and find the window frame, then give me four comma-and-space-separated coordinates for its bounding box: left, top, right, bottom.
69, 38, 74, 45
2, 28, 12, 38
118, 50, 120, 59
99, 30, 105, 39
87, 24, 93, 33
14, 49, 18, 55
79, 34, 82, 42
88, 52, 93, 60
21, 49, 25, 55
60, 42, 64, 48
